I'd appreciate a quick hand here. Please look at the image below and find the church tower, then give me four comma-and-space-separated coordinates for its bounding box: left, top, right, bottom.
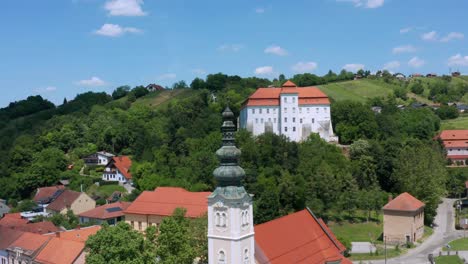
208, 107, 255, 264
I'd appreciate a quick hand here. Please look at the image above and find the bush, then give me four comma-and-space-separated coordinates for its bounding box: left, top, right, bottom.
99, 180, 120, 186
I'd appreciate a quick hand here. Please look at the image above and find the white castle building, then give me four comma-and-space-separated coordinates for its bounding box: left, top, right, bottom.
239, 80, 338, 142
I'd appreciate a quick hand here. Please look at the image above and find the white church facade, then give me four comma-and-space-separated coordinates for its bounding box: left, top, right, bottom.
239, 80, 338, 142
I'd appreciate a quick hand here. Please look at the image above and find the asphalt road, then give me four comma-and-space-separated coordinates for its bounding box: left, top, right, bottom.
355, 198, 466, 264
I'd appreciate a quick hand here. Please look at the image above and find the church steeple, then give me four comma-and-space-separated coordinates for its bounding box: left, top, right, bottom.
208, 107, 255, 264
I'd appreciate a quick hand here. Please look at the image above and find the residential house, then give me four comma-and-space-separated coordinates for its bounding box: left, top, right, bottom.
102, 156, 132, 183
83, 151, 115, 166
79, 202, 130, 225
239, 80, 338, 142
0, 213, 29, 228
6, 232, 51, 264
383, 192, 425, 244
254, 208, 351, 264
106, 191, 122, 204
426, 73, 437, 77
437, 130, 468, 166
452, 71, 461, 77
43, 225, 101, 243
33, 185, 65, 205
46, 190, 95, 215
0, 199, 10, 218
124, 187, 210, 231
0, 213, 61, 234
371, 106, 382, 114
146, 83, 165, 92
456, 104, 468, 113
0, 227, 24, 264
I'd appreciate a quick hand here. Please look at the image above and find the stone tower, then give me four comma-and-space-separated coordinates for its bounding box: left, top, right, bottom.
208, 107, 255, 264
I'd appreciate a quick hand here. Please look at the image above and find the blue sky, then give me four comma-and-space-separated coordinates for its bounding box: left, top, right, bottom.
1, 0, 467, 107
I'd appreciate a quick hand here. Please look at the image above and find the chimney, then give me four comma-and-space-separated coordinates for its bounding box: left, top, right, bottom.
76, 225, 81, 230
55, 231, 60, 238
388, 195, 393, 203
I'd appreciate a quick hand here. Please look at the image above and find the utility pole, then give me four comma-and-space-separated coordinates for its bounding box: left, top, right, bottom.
384, 235, 387, 264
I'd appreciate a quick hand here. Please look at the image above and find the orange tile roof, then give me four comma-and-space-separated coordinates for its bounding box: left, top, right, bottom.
8, 232, 51, 253
243, 81, 330, 107
0, 213, 28, 227
0, 226, 24, 250
78, 201, 131, 220
34, 237, 85, 264
383, 192, 425, 212
44, 225, 101, 242
443, 140, 468, 148
124, 187, 210, 218
439, 130, 468, 140
112, 156, 132, 179
46, 190, 81, 212
18, 221, 60, 234
254, 209, 350, 264
34, 185, 65, 203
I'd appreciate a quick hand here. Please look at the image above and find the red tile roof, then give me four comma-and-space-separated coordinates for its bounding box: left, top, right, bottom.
124, 187, 210, 218
44, 225, 101, 243
0, 226, 24, 250
34, 185, 65, 203
18, 221, 61, 234
0, 213, 28, 227
34, 237, 85, 264
46, 190, 81, 212
439, 130, 468, 140
448, 155, 468, 160
383, 192, 425, 212
111, 156, 132, 180
443, 140, 468, 148
78, 201, 131, 220
254, 209, 350, 264
243, 81, 330, 107
8, 232, 51, 253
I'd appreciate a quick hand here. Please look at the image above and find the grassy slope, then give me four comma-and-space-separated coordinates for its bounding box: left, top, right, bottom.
318, 79, 396, 102
132, 89, 197, 109
435, 255, 464, 264
441, 115, 468, 130
329, 221, 382, 242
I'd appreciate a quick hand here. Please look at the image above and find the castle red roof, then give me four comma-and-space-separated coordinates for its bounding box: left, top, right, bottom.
124, 187, 210, 218
443, 140, 468, 148
383, 192, 425, 212
111, 156, 132, 180
46, 190, 81, 212
254, 209, 351, 264
438, 130, 468, 140
34, 237, 85, 264
34, 185, 65, 203
243, 81, 330, 107
78, 202, 131, 220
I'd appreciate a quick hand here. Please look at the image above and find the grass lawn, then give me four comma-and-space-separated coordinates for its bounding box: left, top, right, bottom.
319, 79, 395, 102
444, 238, 468, 251
87, 184, 126, 198
435, 255, 464, 264
350, 247, 405, 261
132, 89, 196, 110
441, 115, 468, 130
329, 221, 382, 242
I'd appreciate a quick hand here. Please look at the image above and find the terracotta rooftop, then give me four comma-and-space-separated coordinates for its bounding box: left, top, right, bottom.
124, 187, 210, 218
18, 221, 61, 234
33, 185, 65, 203
44, 225, 101, 243
0, 213, 28, 227
254, 209, 351, 264
438, 130, 468, 141
111, 156, 132, 180
0, 226, 24, 250
78, 201, 131, 220
383, 192, 425, 212
34, 237, 85, 264
7, 232, 51, 255
243, 81, 330, 107
46, 190, 81, 212
443, 140, 468, 148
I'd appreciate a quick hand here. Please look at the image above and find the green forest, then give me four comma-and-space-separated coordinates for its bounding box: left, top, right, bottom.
0, 71, 467, 227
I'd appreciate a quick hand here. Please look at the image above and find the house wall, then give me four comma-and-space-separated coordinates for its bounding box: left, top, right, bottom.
240, 101, 336, 142
69, 193, 96, 215
383, 209, 424, 244
0, 250, 8, 264
124, 214, 164, 232
447, 147, 468, 156
73, 251, 86, 264
102, 168, 128, 183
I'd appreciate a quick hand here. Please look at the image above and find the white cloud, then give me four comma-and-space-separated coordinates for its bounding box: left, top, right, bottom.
264, 45, 288, 56
408, 57, 425, 68
191, 68, 206, 75
337, 0, 384, 8
77, 77, 107, 87
421, 31, 438, 41
157, 73, 177, 80
448, 54, 468, 67
104, 0, 147, 16
342, 63, 365, 72
440, 32, 464, 42
392, 45, 417, 54
400, 27, 412, 34
292, 61, 318, 73
254, 66, 274, 75
218, 44, 243, 52
255, 8, 265, 13
383, 61, 400, 70
94, 24, 142, 37
34, 86, 57, 93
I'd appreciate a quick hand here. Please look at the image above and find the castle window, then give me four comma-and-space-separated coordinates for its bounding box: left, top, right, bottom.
316, 108, 319, 113
292, 97, 296, 103
300, 118, 303, 124
324, 107, 327, 112
293, 127, 296, 132
284, 127, 288, 132
244, 249, 250, 264
261, 118, 264, 123
299, 108, 302, 114
284, 117, 287, 123
267, 108, 270, 114
259, 108, 262, 114
284, 97, 287, 103
284, 107, 287, 113
255, 118, 258, 124
307, 108, 310, 113
292, 117, 296, 123
312, 118, 315, 123
293, 107, 296, 113
215, 212, 220, 227
268, 118, 271, 122
252, 109, 255, 114
218, 250, 226, 264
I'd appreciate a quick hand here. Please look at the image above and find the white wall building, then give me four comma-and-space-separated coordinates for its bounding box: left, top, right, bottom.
102, 156, 132, 183
239, 80, 338, 142
84, 151, 115, 166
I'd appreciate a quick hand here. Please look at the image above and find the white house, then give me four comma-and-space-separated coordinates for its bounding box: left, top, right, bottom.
438, 130, 468, 166
239, 80, 338, 142
102, 156, 133, 183
83, 151, 115, 166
